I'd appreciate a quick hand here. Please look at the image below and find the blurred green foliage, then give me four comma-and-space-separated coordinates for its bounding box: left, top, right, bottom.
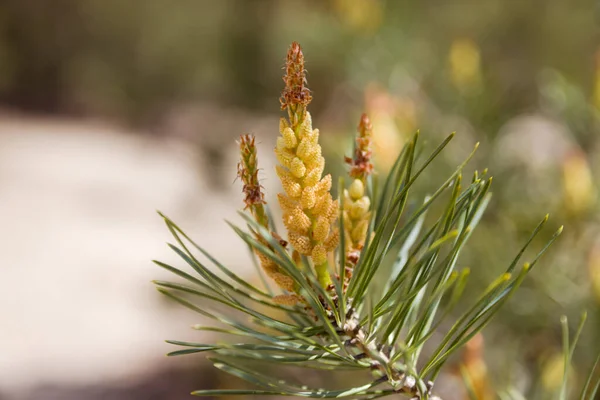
1, 0, 599, 397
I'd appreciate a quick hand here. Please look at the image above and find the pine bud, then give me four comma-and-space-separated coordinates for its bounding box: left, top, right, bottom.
349, 179, 365, 200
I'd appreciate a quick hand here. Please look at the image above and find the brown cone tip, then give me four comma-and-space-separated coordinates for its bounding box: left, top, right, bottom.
280, 42, 312, 110
347, 113, 374, 179
358, 113, 373, 136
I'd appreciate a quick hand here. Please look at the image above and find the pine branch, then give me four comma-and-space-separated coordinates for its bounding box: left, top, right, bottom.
151, 41, 566, 400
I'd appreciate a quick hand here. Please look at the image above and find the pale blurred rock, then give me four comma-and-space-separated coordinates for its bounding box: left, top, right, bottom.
0, 112, 278, 395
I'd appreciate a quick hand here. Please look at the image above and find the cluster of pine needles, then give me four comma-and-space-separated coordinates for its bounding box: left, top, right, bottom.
153, 42, 600, 399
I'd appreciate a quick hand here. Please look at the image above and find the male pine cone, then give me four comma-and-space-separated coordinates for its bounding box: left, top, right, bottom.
276, 42, 339, 288
343, 114, 374, 278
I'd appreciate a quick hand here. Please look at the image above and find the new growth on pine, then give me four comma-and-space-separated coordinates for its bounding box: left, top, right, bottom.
153, 41, 570, 400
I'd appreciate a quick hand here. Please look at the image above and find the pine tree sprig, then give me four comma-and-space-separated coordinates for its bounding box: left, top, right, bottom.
152, 41, 565, 399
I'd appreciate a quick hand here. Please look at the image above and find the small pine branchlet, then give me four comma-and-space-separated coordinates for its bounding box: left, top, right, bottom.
343, 113, 375, 281
237, 133, 296, 294
153, 41, 569, 400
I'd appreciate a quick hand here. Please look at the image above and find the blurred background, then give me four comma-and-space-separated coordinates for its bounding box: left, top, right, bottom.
0, 0, 599, 399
